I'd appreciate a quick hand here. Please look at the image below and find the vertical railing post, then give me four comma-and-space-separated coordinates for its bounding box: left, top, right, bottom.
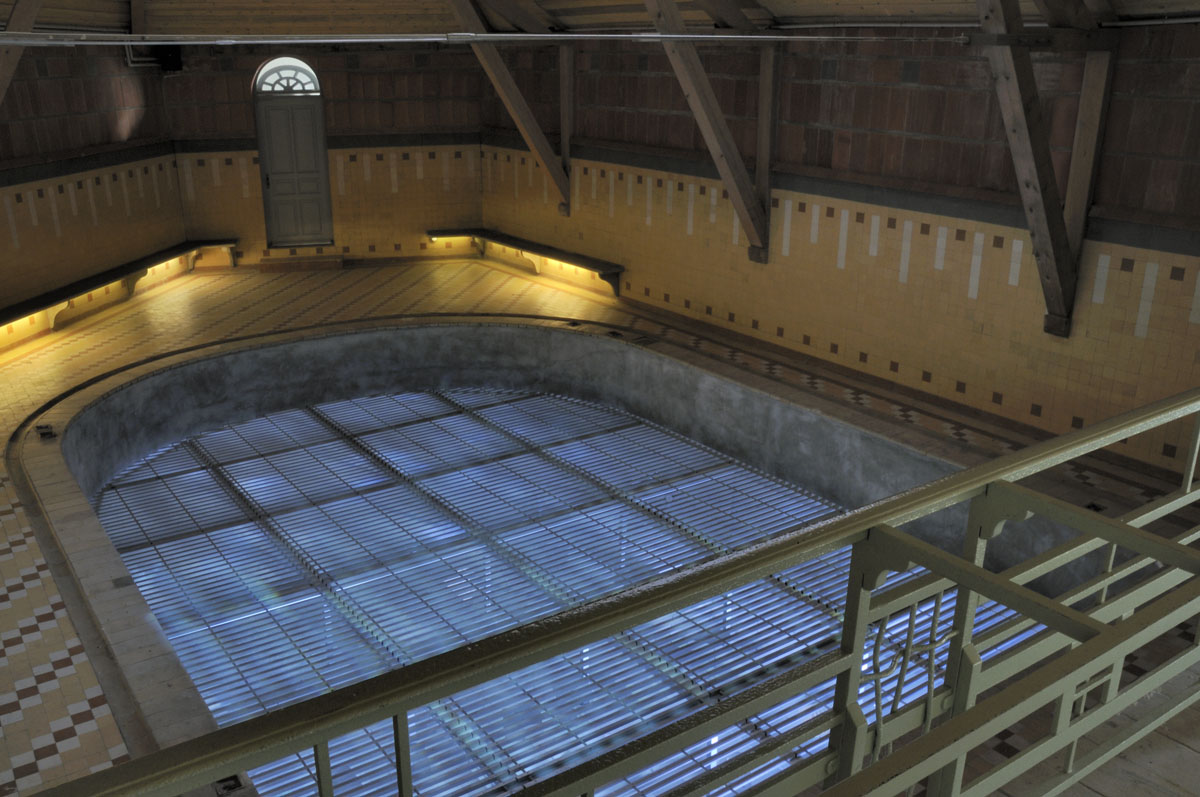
1183, 412, 1200, 490
927, 492, 1006, 797
394, 712, 414, 797
314, 740, 335, 797
826, 540, 876, 786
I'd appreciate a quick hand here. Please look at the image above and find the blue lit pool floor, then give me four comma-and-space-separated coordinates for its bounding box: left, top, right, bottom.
96, 390, 1039, 795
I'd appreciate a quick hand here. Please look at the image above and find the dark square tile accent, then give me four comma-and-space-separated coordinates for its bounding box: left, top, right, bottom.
922, 370, 932, 382
235, 250, 244, 258
993, 235, 1004, 248
955, 381, 966, 393
94, 177, 101, 185
601, 169, 606, 177
492, 153, 497, 160
727, 311, 735, 322
57, 184, 63, 194
771, 197, 779, 207
803, 334, 811, 345
1120, 258, 1134, 272
698, 184, 704, 194
705, 305, 713, 315
76, 180, 82, 189
887, 217, 896, 229
143, 166, 149, 174
664, 293, 670, 302
342, 246, 350, 253
420, 242, 427, 250
36, 188, 43, 198
889, 361, 899, 373
677, 182, 684, 192
855, 212, 865, 223
369, 244, 376, 252
316, 247, 324, 254
394, 243, 402, 251
637, 175, 643, 184
752, 319, 759, 330
289, 248, 297, 255
656, 178, 662, 187
429, 152, 437, 159
1031, 403, 1042, 417
825, 206, 835, 218
644, 286, 650, 296
197, 158, 205, 166
684, 299, 691, 309
350, 154, 358, 162
723, 189, 729, 198
127, 169, 134, 177
521, 157, 527, 165
777, 326, 785, 337
797, 202, 806, 213
111, 173, 118, 182
859, 351, 868, 363
224, 158, 233, 166
1164, 443, 1178, 458
992, 391, 1003, 405
955, 229, 966, 242
830, 342, 839, 354
262, 249, 270, 256
625, 280, 631, 290
454, 151, 462, 159
377, 153, 385, 160
1072, 416, 1084, 429
619, 172, 625, 181
1171, 266, 1185, 281
251, 157, 259, 165
403, 153, 411, 160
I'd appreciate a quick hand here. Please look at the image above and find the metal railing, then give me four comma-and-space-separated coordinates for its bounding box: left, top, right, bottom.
40, 387, 1200, 797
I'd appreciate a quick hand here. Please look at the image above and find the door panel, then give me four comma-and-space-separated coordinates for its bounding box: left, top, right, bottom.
256, 96, 333, 247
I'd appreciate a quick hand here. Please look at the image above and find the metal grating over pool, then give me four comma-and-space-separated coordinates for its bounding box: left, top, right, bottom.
96, 389, 1037, 795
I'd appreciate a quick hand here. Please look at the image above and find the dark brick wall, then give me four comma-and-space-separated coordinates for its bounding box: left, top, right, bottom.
0, 47, 169, 167
1093, 25, 1200, 220
164, 46, 484, 140
484, 26, 1199, 224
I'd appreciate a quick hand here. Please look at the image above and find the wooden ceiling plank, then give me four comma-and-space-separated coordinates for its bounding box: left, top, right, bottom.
977, 0, 1077, 336
1063, 50, 1113, 262
447, 0, 572, 211
645, 0, 769, 255
0, 0, 42, 108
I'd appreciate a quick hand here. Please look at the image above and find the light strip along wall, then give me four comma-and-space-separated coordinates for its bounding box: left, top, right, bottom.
96, 388, 1041, 795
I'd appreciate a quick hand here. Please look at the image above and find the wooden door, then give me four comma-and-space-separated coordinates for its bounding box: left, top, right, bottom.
256, 96, 333, 247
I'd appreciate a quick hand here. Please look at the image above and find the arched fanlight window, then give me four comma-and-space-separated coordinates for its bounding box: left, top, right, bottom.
253, 56, 320, 95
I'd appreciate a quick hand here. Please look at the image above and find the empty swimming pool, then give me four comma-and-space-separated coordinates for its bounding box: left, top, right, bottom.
93, 387, 1036, 794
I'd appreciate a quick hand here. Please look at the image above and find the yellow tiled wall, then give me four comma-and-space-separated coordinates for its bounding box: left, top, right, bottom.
181, 145, 482, 264
481, 145, 1200, 471
1, 155, 187, 310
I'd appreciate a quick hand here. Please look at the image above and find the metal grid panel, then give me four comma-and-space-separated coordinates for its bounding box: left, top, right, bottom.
97, 389, 1039, 796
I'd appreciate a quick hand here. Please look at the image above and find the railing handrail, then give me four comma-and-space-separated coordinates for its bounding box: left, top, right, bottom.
37, 386, 1200, 797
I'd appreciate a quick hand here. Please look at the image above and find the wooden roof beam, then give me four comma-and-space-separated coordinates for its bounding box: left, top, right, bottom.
447, 0, 572, 213
645, 0, 770, 258
977, 0, 1077, 337
693, 0, 757, 31
479, 0, 559, 33
1063, 50, 1114, 264
0, 0, 43, 109
1031, 0, 1096, 28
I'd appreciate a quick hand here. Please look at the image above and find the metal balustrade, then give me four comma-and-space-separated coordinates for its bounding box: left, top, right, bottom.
38, 386, 1200, 797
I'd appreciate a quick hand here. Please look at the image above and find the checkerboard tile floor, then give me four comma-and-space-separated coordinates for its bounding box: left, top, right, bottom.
0, 259, 1194, 794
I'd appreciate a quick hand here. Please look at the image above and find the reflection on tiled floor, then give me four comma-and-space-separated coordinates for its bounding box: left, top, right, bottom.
0, 259, 1195, 795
